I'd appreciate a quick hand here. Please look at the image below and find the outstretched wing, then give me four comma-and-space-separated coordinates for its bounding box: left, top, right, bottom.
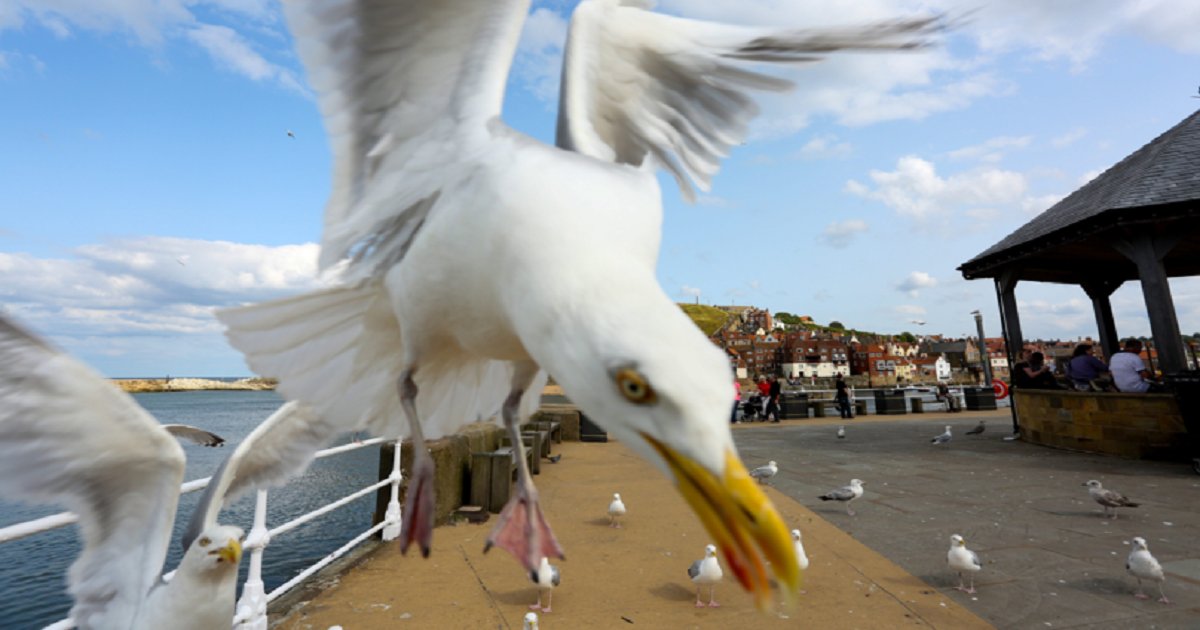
285, 0, 533, 274
163, 424, 226, 447
558, 1, 942, 199
182, 401, 338, 549
0, 316, 184, 629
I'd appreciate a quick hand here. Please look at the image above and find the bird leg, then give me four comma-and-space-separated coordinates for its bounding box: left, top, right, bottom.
1134, 578, 1150, 600
956, 572, 966, 592
694, 587, 705, 608
397, 371, 435, 558
484, 364, 564, 575
542, 589, 553, 613
966, 575, 976, 595
1156, 583, 1170, 605
846, 504, 856, 516
708, 584, 720, 607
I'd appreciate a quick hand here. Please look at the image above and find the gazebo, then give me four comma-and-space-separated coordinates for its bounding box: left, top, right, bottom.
959, 109, 1200, 464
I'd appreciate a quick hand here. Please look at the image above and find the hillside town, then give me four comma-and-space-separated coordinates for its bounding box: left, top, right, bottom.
689, 304, 1200, 387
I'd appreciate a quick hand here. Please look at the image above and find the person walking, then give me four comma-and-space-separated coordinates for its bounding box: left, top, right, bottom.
764, 377, 782, 422
835, 374, 853, 419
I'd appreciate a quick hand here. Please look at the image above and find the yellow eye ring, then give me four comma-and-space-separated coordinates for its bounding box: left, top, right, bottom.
198, 537, 211, 547
615, 368, 657, 404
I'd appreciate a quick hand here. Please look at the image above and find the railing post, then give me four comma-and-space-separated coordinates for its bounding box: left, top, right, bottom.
234, 489, 271, 630
381, 438, 403, 541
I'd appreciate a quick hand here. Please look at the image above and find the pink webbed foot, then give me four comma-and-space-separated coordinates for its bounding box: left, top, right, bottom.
399, 454, 436, 557
483, 486, 564, 574
708, 601, 721, 608
694, 601, 705, 608
542, 607, 552, 613
529, 603, 541, 610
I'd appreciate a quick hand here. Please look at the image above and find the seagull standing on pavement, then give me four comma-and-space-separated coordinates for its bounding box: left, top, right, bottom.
947, 534, 982, 594
1127, 537, 1169, 604
608, 492, 626, 528
792, 529, 809, 571
837, 425, 846, 439
750, 460, 778, 485
217, 0, 943, 605
688, 544, 724, 608
530, 557, 560, 613
966, 420, 985, 435
819, 479, 865, 516
1084, 480, 1140, 519
931, 425, 952, 444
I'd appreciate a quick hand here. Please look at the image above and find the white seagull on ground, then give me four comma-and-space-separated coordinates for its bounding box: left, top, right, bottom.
688, 544, 724, 608
792, 529, 809, 571
947, 534, 982, 594
1083, 480, 1140, 519
529, 557, 561, 613
1127, 537, 1170, 604
608, 492, 627, 528
217, 0, 942, 606
931, 425, 953, 444
837, 425, 846, 439
0, 316, 252, 629
750, 460, 778, 485
819, 479, 865, 515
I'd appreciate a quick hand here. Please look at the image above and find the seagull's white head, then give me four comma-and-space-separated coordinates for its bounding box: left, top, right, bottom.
705, 544, 718, 557
850, 478, 864, 487
523, 611, 539, 630
613, 492, 621, 500
945, 425, 952, 432
791, 529, 802, 541
1131, 536, 1148, 550
950, 534, 965, 546
768, 460, 777, 467
181, 525, 244, 576
1084, 479, 1102, 489
531, 287, 797, 608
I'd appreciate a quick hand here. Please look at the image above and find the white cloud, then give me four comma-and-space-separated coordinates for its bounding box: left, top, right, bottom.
680, 285, 703, 299
0, 237, 323, 351
513, 7, 569, 104
896, 271, 938, 297
1052, 127, 1087, 148
820, 219, 869, 248
947, 135, 1032, 162
847, 155, 1029, 222
186, 23, 301, 92
1077, 169, 1102, 186
797, 134, 853, 159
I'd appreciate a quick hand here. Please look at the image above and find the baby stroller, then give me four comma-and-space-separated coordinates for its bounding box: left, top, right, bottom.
742, 394, 766, 421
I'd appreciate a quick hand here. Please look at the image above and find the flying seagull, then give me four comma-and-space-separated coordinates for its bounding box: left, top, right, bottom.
947, 534, 982, 594
608, 492, 627, 528
688, 544, 724, 608
965, 420, 985, 436
1126, 537, 1169, 604
529, 557, 561, 613
750, 460, 778, 485
0, 315, 244, 630
218, 0, 943, 606
287, 129, 296, 138
1083, 480, 1140, 519
931, 425, 952, 444
819, 478, 865, 516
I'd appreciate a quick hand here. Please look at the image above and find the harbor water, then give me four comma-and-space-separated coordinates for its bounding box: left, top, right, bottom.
0, 390, 382, 629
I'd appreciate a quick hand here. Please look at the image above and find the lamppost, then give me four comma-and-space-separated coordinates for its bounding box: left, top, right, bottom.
971, 310, 993, 386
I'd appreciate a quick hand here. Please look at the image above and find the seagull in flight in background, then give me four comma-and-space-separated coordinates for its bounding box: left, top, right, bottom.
286, 129, 296, 138
911, 319, 926, 325
218, 0, 944, 608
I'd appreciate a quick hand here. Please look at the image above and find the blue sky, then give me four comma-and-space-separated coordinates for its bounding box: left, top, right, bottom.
2, 0, 1199, 376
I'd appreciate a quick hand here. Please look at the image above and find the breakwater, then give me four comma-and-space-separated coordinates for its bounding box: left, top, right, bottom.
113, 376, 277, 393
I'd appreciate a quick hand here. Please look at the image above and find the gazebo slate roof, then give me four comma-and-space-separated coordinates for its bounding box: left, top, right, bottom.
960, 109, 1200, 281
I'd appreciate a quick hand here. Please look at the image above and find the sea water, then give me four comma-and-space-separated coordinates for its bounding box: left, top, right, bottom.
0, 390, 382, 629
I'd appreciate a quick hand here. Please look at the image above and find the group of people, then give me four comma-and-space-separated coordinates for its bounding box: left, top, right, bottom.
1013, 339, 1165, 394
732, 376, 784, 423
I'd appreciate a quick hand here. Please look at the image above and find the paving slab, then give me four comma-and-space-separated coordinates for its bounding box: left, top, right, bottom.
732, 411, 1200, 629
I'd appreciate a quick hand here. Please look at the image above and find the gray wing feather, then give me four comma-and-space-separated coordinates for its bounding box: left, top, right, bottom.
688, 559, 702, 579
970, 550, 981, 568
821, 487, 854, 501
162, 424, 226, 447
551, 565, 561, 587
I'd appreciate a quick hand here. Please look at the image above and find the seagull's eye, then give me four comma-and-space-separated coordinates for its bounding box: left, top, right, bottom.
198, 537, 211, 547
614, 368, 656, 404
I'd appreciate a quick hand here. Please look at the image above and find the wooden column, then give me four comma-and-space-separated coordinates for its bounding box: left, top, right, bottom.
1114, 232, 1186, 374
1081, 279, 1122, 360
994, 271, 1022, 434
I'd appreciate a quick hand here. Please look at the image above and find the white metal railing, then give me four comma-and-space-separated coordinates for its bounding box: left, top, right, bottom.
0, 436, 403, 630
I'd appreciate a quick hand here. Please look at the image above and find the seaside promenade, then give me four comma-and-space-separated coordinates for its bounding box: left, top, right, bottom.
273, 407, 1200, 629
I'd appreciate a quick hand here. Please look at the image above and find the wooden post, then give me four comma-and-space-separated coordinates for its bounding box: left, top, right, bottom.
1082, 279, 1123, 361
1114, 232, 1186, 373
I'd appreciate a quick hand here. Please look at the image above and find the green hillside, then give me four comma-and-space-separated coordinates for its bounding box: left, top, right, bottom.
679, 304, 731, 336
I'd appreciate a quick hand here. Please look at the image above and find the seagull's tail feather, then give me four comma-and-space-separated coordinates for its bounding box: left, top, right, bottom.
218, 284, 545, 440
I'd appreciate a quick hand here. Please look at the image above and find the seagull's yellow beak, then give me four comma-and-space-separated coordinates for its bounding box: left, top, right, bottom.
642, 433, 799, 610
218, 538, 243, 564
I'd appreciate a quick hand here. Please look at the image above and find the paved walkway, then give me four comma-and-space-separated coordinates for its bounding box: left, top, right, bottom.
274, 436, 990, 629
736, 409, 1200, 629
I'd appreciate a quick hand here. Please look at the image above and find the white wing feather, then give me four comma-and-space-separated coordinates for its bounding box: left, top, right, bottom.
0, 317, 184, 629
285, 0, 532, 274
558, 1, 942, 199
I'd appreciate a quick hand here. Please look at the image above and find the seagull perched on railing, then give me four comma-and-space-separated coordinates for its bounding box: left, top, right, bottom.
218, 0, 944, 607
